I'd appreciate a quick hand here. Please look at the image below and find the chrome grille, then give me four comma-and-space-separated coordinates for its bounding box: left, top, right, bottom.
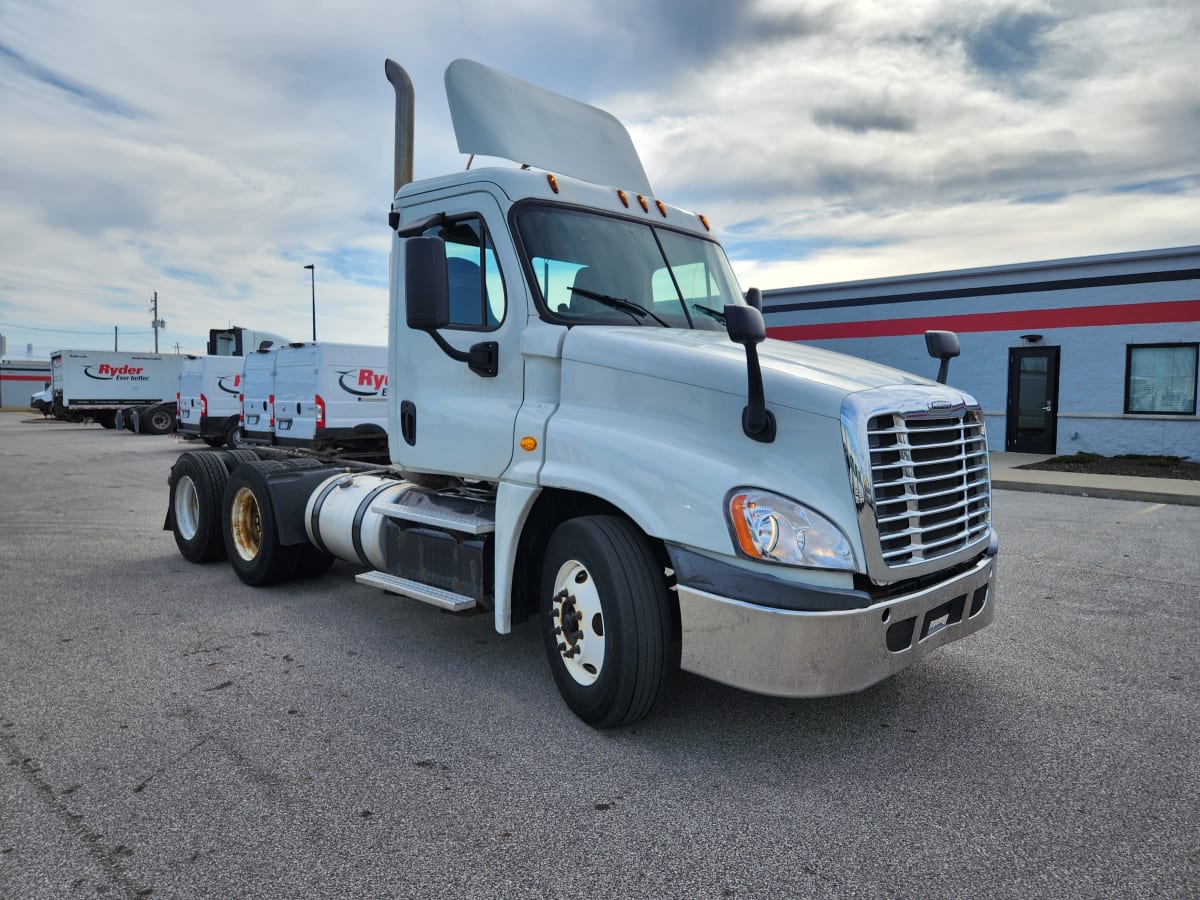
867, 409, 991, 568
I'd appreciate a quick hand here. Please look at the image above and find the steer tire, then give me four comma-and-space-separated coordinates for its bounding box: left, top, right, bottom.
222, 462, 303, 586
540, 515, 674, 729
169, 451, 230, 563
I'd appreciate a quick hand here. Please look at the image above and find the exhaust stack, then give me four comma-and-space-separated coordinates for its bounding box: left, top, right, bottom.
384, 59, 414, 196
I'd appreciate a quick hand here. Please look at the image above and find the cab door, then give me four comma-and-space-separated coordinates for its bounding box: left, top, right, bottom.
390, 191, 525, 480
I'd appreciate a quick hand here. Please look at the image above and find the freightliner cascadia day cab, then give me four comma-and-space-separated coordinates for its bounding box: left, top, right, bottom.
51, 349, 183, 433
177, 355, 246, 447
165, 59, 997, 728
271, 342, 389, 453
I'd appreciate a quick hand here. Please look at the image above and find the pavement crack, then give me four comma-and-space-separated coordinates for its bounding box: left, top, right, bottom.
0, 722, 154, 898
133, 737, 208, 795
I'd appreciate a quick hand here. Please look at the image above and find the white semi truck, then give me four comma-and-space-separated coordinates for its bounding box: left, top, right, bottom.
50, 350, 183, 432
165, 59, 997, 728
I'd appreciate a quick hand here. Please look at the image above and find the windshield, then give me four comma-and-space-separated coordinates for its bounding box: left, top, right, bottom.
515, 205, 744, 331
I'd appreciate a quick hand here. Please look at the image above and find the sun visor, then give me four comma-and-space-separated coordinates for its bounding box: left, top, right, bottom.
445, 58, 652, 196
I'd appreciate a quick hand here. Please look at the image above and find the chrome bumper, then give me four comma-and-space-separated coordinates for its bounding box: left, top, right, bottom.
677, 552, 997, 698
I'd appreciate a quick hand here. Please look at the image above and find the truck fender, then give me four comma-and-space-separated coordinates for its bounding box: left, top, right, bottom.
493, 481, 541, 634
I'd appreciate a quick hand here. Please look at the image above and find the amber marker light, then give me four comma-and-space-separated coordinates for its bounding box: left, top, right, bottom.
729, 493, 760, 557
617, 189, 630, 208
637, 194, 649, 212
698, 214, 711, 231
655, 200, 667, 217
547, 173, 559, 193
520, 436, 538, 452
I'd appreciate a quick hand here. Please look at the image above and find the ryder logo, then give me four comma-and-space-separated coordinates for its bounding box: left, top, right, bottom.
85, 364, 148, 381
337, 368, 388, 397
218, 374, 242, 394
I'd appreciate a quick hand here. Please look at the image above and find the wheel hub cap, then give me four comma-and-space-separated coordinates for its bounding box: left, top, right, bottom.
551, 560, 605, 686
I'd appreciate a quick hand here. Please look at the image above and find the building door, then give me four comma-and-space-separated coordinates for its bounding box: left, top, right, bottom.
1006, 347, 1060, 453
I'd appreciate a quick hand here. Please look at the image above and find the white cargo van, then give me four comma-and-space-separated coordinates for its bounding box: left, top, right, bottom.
272, 342, 388, 453
239, 346, 278, 445
177, 355, 245, 447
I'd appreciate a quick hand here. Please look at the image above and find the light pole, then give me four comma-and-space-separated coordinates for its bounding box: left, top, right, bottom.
303, 264, 317, 341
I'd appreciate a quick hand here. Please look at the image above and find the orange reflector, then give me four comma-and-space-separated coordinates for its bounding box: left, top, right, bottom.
637, 194, 649, 212
520, 436, 537, 452
617, 189, 629, 208
699, 214, 711, 231
655, 200, 667, 217
729, 493, 759, 557
547, 173, 559, 193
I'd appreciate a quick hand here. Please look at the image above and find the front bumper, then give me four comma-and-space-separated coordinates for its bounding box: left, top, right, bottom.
676, 547, 997, 698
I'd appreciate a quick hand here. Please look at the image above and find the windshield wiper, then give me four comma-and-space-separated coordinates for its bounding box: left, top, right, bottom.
692, 303, 726, 325
569, 286, 670, 327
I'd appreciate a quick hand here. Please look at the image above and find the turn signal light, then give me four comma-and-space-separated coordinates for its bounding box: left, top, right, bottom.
520, 436, 537, 452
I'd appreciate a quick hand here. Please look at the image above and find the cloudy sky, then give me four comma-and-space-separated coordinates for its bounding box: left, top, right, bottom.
1, 0, 1197, 357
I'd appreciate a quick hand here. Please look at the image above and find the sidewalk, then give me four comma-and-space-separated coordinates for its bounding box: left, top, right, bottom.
989, 452, 1200, 507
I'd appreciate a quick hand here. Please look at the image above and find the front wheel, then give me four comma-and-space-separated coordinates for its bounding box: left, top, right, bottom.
540, 515, 674, 729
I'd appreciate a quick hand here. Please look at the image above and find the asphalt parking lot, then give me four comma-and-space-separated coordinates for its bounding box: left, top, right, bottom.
1, 411, 1196, 899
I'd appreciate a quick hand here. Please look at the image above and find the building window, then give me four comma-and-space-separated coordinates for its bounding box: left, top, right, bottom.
1124, 343, 1198, 415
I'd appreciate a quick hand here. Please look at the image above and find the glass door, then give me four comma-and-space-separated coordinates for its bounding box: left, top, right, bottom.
1006, 347, 1060, 453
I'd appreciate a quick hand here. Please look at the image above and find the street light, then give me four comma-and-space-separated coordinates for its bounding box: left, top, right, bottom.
303, 264, 316, 341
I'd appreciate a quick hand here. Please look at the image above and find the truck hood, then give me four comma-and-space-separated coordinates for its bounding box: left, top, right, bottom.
560, 327, 940, 419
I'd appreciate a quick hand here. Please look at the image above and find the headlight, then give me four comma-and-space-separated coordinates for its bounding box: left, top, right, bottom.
726, 489, 855, 570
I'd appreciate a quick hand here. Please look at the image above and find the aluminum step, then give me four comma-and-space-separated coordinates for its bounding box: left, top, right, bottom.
355, 570, 477, 612
371, 501, 495, 535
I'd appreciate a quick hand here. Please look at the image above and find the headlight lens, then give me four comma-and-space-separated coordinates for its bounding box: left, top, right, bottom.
727, 489, 855, 570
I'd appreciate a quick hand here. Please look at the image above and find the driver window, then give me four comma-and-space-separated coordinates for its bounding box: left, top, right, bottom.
423, 216, 505, 329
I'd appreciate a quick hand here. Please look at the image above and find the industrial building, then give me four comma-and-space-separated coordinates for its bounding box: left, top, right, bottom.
763, 245, 1199, 459
0, 359, 51, 408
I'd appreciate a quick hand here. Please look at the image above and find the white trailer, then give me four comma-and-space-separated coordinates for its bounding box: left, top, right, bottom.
177, 355, 245, 447
166, 59, 997, 728
272, 342, 388, 453
51, 350, 182, 432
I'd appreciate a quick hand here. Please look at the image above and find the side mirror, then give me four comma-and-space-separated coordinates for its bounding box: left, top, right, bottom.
403, 235, 498, 378
725, 304, 766, 346
405, 236, 450, 331
724, 304, 775, 443
925, 330, 960, 384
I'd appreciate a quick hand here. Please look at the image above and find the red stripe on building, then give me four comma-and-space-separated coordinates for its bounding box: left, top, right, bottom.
0, 374, 51, 382
766, 299, 1200, 341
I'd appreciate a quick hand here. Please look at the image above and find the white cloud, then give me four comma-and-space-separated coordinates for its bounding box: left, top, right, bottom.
0, 0, 1196, 358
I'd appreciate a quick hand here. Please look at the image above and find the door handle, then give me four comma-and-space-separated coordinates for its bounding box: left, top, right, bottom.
1042, 403, 1053, 412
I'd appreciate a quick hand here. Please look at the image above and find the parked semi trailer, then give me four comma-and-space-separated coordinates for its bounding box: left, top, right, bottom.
166, 59, 997, 728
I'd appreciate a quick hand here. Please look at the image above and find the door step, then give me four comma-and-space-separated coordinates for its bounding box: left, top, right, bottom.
355, 570, 477, 612
371, 499, 495, 535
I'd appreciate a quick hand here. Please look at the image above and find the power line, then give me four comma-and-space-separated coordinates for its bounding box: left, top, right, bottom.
0, 322, 155, 335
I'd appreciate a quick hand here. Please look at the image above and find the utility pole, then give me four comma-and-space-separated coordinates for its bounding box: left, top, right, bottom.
150, 291, 166, 353
114, 326, 118, 351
